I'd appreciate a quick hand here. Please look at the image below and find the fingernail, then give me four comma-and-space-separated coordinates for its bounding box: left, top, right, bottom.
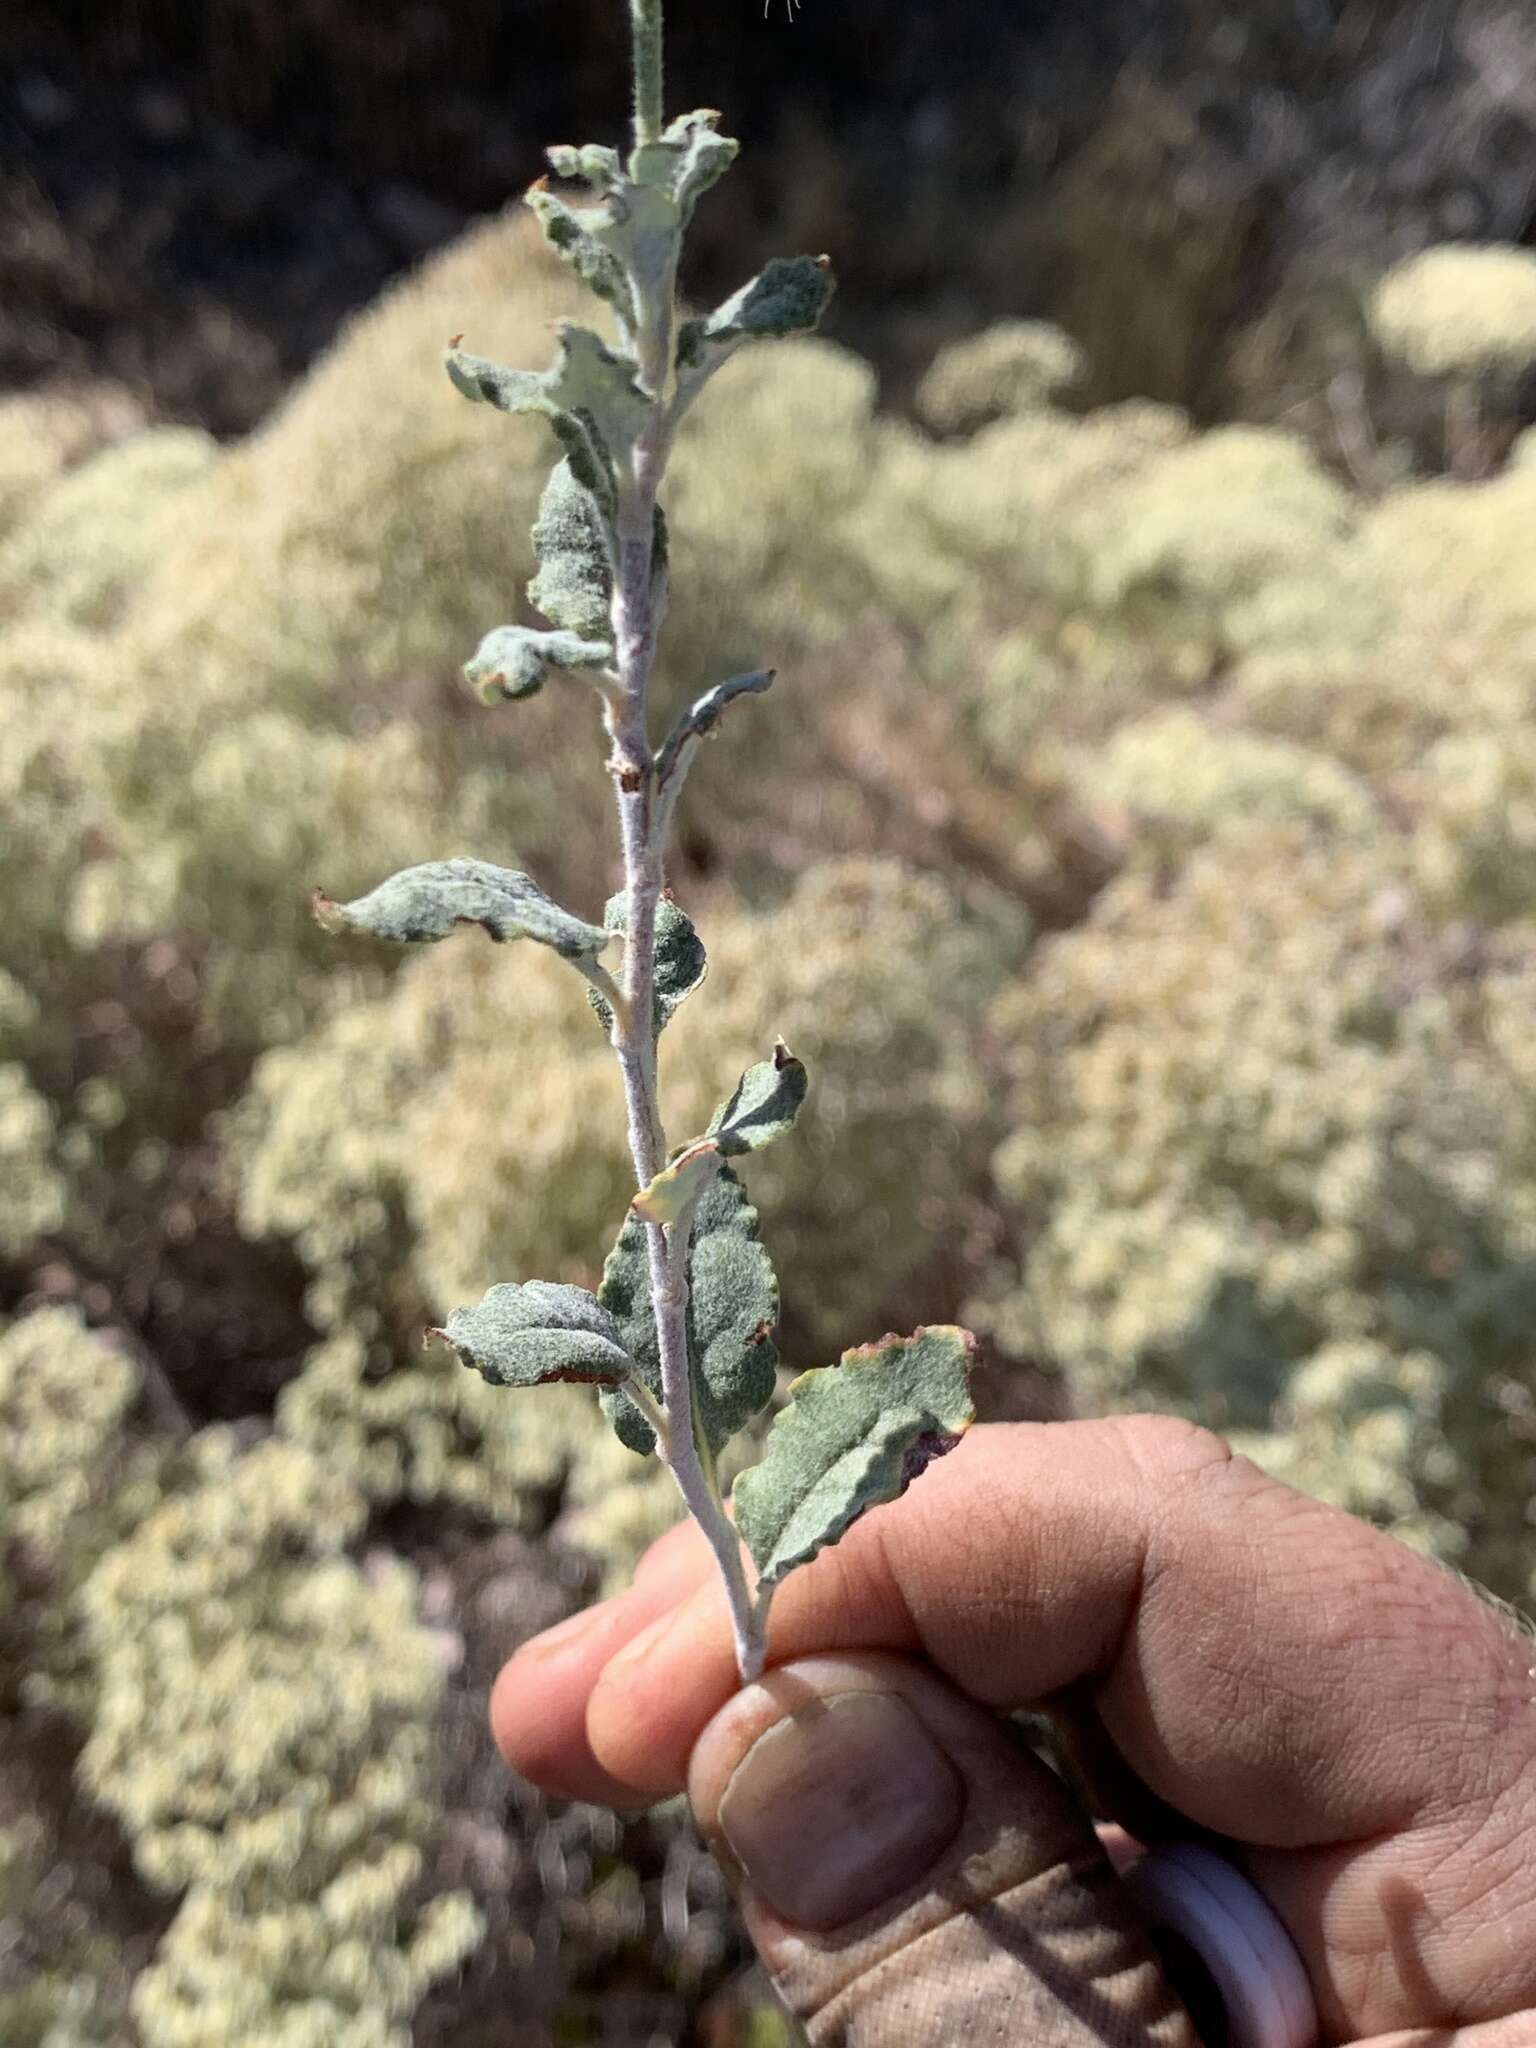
715, 1690, 965, 1931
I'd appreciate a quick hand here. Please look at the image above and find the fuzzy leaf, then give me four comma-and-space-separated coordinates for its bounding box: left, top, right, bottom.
734, 1327, 977, 1591
433, 1281, 633, 1388
463, 624, 614, 704
588, 893, 707, 1038
656, 670, 775, 789
675, 255, 836, 403
528, 459, 615, 640
313, 859, 609, 959
659, 109, 740, 216
526, 180, 637, 336
632, 1141, 722, 1225
445, 325, 650, 507
545, 143, 624, 191
708, 1044, 809, 1157
599, 1165, 778, 1456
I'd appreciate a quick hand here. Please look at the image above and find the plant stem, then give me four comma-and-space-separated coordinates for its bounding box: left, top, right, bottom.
629, 0, 665, 149
604, 8, 765, 1679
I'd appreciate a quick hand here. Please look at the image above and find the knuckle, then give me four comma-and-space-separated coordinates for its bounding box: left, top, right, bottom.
1102, 1411, 1235, 1494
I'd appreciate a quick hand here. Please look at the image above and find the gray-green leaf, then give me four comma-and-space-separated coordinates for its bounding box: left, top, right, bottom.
463, 624, 613, 704
432, 1281, 633, 1388
545, 143, 623, 191
588, 893, 706, 1038
599, 1165, 778, 1457
708, 1043, 808, 1157
445, 324, 651, 508
526, 178, 637, 337
656, 670, 775, 791
733, 1327, 977, 1591
313, 859, 609, 959
674, 255, 836, 407
659, 109, 740, 217
529, 459, 615, 640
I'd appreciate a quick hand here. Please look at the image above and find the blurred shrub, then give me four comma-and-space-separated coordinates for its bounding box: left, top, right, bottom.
662, 860, 1017, 1353
78, 1431, 482, 2045
0, 1820, 129, 2047
0, 428, 217, 632
975, 826, 1536, 1599
1074, 708, 1375, 842
0, 387, 143, 546
1370, 243, 1536, 394
0, 1310, 136, 1590
1081, 425, 1355, 647
914, 319, 1086, 436
1409, 730, 1536, 925
0, 1066, 65, 1254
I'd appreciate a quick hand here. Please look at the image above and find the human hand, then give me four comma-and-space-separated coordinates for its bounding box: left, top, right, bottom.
491, 1418, 1536, 2046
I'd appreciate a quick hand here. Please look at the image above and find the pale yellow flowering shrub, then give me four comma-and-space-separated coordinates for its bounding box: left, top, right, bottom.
1354, 461, 1536, 630
1082, 425, 1355, 642
132, 1882, 484, 2048
0, 1310, 137, 1575
77, 1432, 481, 2040
1410, 729, 1536, 924
914, 319, 1087, 435
977, 826, 1536, 1598
1370, 243, 1536, 391
663, 860, 1014, 1353
0, 626, 101, 992
1074, 708, 1376, 841
0, 426, 217, 631
0, 387, 141, 545
0, 1065, 66, 1253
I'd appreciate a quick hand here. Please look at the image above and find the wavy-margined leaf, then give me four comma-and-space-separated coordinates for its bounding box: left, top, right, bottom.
529, 113, 735, 330
588, 893, 706, 1038
445, 324, 649, 508
432, 1281, 633, 1388
313, 859, 609, 959
733, 1327, 977, 1591
544, 143, 623, 191
599, 1166, 777, 1456
463, 624, 613, 705
708, 1043, 808, 1157
651, 107, 740, 217
526, 178, 638, 339
674, 255, 835, 410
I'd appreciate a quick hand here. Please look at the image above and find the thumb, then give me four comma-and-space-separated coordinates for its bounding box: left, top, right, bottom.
687, 1650, 1200, 2047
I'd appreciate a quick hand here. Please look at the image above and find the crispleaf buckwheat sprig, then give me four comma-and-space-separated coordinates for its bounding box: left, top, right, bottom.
314, 0, 975, 1682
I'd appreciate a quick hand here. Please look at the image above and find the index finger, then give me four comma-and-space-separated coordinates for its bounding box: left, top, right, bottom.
579, 1418, 1533, 1840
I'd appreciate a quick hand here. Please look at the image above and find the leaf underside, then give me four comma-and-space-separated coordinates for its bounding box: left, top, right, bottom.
436, 1280, 634, 1388
598, 1165, 778, 1456
314, 858, 609, 959
733, 1326, 977, 1590
656, 669, 775, 783
708, 1045, 808, 1157
631, 1141, 720, 1226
